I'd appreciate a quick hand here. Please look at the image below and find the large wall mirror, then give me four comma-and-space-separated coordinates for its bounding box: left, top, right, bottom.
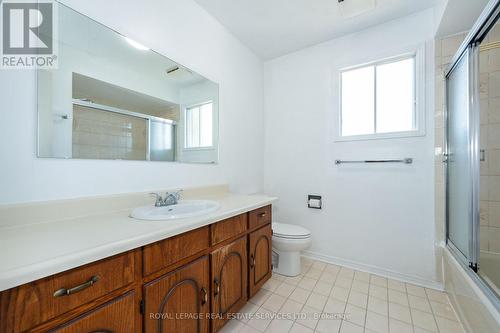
37, 3, 219, 163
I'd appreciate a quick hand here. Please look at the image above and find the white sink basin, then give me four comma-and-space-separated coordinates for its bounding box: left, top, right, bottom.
130, 200, 220, 221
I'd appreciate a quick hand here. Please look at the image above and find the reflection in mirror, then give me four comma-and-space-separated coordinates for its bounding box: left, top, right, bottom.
37, 3, 218, 163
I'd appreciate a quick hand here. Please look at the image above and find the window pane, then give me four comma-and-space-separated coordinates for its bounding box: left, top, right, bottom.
199, 103, 213, 147
376, 57, 415, 133
186, 106, 200, 148
341, 66, 375, 136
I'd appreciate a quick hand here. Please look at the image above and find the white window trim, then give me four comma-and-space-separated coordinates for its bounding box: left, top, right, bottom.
334, 44, 426, 142
184, 100, 214, 150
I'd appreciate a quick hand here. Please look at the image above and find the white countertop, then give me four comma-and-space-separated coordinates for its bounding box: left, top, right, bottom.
0, 191, 277, 292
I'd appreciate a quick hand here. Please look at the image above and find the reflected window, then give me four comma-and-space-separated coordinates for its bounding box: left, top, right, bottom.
185, 102, 213, 148
340, 56, 416, 137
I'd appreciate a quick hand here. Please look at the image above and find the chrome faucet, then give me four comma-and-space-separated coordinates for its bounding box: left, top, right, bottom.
150, 190, 182, 207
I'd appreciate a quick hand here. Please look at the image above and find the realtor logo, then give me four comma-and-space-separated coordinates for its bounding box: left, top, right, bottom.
1, 0, 58, 68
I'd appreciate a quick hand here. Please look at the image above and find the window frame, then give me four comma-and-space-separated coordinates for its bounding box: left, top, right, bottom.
335, 47, 426, 142
183, 100, 214, 150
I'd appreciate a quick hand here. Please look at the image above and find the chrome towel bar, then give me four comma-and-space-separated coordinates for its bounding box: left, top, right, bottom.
335, 158, 413, 165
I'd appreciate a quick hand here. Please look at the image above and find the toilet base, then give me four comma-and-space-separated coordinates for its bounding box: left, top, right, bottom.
272, 249, 302, 277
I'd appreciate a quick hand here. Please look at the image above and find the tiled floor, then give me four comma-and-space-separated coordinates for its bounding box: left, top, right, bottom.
220, 258, 465, 333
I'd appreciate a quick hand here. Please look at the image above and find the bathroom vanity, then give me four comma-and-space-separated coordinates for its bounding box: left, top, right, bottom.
0, 188, 275, 333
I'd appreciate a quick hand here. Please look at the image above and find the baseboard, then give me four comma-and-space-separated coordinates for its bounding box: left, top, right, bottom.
302, 250, 444, 291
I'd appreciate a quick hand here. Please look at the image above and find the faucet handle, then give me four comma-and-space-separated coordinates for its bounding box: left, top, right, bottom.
149, 193, 163, 207
166, 189, 182, 201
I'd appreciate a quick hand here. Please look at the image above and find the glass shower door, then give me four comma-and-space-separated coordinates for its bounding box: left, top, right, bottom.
446, 48, 478, 265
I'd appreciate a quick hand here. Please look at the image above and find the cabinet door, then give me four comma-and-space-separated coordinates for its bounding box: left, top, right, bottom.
143, 256, 210, 333
248, 225, 272, 297
50, 291, 136, 333
211, 237, 247, 332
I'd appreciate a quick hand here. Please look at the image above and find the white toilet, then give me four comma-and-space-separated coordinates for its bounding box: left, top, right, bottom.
272, 222, 312, 277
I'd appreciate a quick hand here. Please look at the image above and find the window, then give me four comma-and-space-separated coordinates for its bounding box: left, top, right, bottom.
340, 55, 418, 139
185, 102, 213, 148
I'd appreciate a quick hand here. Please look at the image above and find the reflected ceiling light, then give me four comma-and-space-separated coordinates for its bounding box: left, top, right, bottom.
338, 0, 376, 18
123, 36, 150, 51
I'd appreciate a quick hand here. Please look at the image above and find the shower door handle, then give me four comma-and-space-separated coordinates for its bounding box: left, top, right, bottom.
480, 149, 486, 162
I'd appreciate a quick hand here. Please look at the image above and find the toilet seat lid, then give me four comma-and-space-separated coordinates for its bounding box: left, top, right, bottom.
272, 222, 311, 239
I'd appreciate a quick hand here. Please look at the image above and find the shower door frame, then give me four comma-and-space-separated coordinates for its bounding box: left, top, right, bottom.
444, 0, 500, 309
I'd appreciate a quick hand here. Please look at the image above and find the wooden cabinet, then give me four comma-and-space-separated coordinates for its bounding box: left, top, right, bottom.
50, 291, 136, 333
248, 225, 273, 297
143, 256, 210, 333
0, 206, 272, 333
248, 205, 271, 230
143, 226, 210, 276
0, 252, 135, 333
210, 237, 247, 332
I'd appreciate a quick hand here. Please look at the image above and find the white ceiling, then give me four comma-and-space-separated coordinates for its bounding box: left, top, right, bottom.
194, 0, 440, 59
436, 0, 490, 37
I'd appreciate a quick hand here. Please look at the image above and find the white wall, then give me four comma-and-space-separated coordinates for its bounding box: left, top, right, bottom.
0, 0, 264, 204
264, 10, 439, 286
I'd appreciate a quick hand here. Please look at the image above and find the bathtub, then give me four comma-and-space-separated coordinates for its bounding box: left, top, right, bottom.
479, 251, 500, 295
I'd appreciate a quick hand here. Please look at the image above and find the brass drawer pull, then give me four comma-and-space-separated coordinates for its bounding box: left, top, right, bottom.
259, 212, 267, 218
201, 287, 208, 305
214, 277, 220, 296
250, 254, 255, 268
53, 275, 99, 297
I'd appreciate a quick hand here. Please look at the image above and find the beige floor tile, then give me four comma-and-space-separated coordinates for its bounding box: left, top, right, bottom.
249, 289, 272, 306
353, 271, 370, 282
387, 279, 406, 293
324, 297, 347, 314
336, 277, 353, 289
434, 316, 465, 333
347, 290, 368, 308
370, 276, 388, 288
331, 286, 350, 302
290, 287, 312, 304
263, 278, 282, 292
295, 306, 320, 330
388, 289, 408, 306
300, 277, 318, 291
351, 280, 369, 294
338, 268, 355, 279
280, 298, 304, 317
429, 301, 458, 321
247, 307, 274, 332
283, 275, 303, 286
265, 318, 294, 333
305, 292, 328, 310
344, 303, 366, 327
320, 271, 338, 284
340, 321, 364, 333
425, 288, 449, 304
406, 284, 427, 298
316, 318, 342, 333
325, 264, 341, 275
314, 281, 334, 296
411, 308, 438, 332
368, 296, 388, 316
305, 268, 323, 279
262, 294, 287, 312
239, 323, 262, 333
388, 318, 413, 333
274, 282, 296, 298
408, 294, 431, 313
369, 285, 388, 301
388, 302, 412, 324
365, 311, 389, 333
239, 302, 260, 323
413, 327, 436, 333
219, 319, 246, 333
312, 261, 327, 270
290, 322, 314, 333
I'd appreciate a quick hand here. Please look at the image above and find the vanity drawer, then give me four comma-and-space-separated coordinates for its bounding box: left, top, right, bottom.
0, 251, 135, 333
210, 213, 247, 246
50, 291, 136, 333
248, 205, 272, 230
143, 226, 210, 276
